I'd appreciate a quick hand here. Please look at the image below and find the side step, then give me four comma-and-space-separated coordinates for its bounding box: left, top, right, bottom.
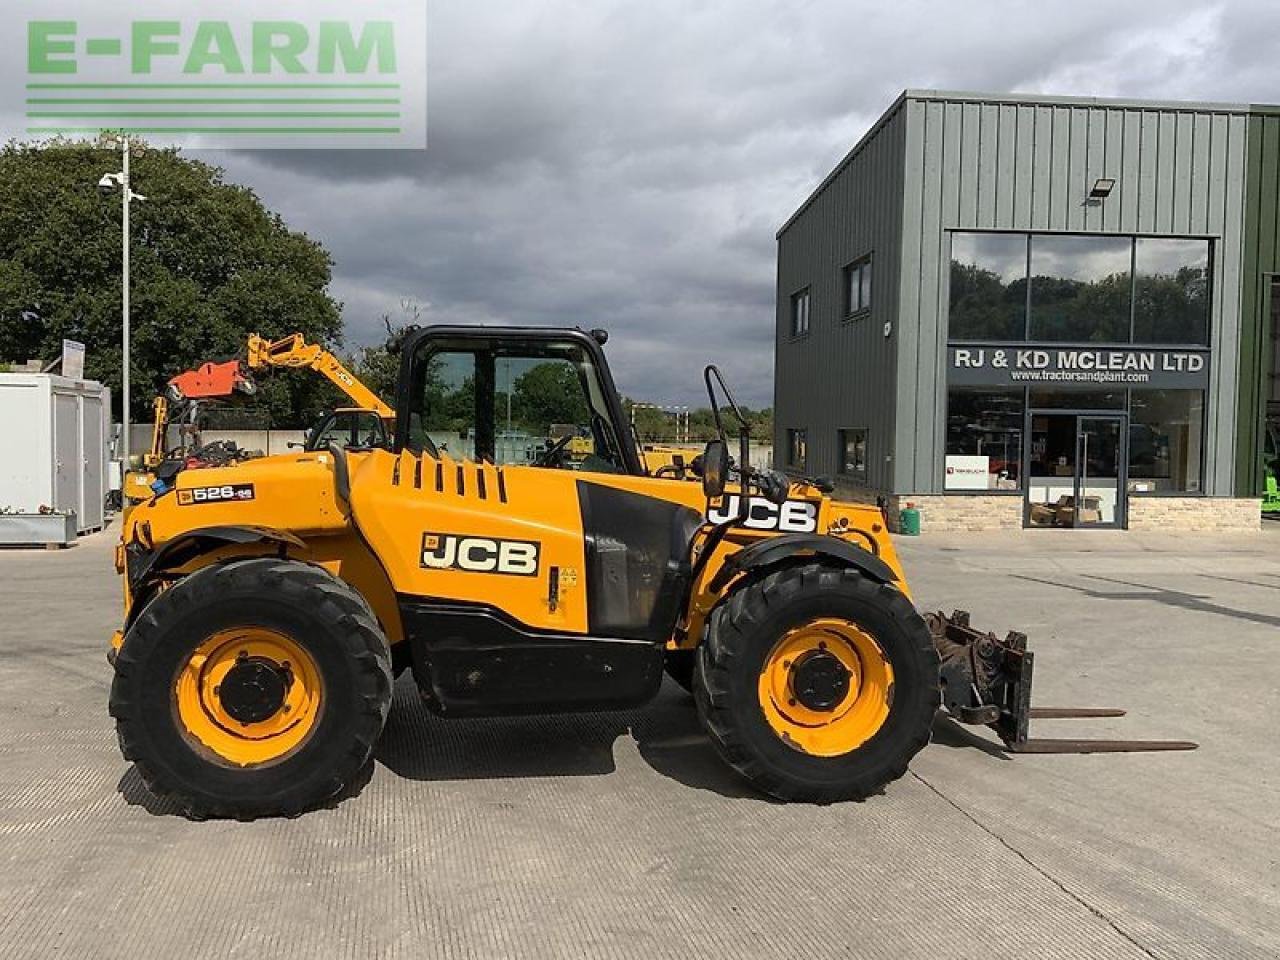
925, 610, 1198, 755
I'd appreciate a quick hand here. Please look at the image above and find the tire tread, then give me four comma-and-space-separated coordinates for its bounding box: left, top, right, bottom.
695, 563, 939, 803
110, 557, 392, 819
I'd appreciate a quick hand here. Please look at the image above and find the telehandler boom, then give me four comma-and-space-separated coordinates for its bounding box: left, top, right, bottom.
109, 325, 1193, 819
245, 332, 394, 422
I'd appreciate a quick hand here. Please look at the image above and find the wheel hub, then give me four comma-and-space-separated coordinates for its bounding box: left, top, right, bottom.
790, 650, 852, 712
757, 617, 894, 758
217, 656, 292, 725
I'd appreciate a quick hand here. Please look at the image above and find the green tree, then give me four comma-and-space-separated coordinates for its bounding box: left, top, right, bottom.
349, 298, 421, 405
0, 139, 342, 423
513, 362, 588, 433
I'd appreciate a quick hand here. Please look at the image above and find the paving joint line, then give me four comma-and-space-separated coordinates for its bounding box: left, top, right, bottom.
910, 770, 1163, 960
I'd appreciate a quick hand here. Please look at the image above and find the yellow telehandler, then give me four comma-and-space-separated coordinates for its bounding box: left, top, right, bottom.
110, 325, 1192, 818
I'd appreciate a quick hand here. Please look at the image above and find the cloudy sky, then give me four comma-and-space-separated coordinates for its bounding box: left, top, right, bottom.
198, 0, 1274, 407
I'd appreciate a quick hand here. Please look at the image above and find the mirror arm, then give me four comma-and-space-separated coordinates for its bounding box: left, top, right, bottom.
738, 424, 752, 520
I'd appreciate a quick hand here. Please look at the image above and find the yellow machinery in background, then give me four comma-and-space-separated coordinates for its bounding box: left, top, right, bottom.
125, 334, 395, 504
123, 359, 258, 503
244, 332, 394, 424
109, 324, 1191, 819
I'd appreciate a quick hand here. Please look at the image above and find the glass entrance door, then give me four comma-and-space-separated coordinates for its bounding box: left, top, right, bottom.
1076, 416, 1126, 528
1024, 412, 1127, 528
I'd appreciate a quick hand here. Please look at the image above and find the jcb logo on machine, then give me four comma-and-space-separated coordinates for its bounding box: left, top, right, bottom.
177, 483, 256, 506
707, 496, 818, 533
420, 532, 541, 577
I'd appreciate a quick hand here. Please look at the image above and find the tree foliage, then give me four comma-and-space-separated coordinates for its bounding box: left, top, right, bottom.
949, 260, 1209, 344
0, 139, 342, 423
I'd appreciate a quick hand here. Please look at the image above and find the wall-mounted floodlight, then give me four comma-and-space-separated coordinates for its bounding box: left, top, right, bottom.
1089, 177, 1116, 199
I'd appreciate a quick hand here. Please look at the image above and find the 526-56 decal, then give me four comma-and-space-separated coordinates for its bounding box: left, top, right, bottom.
177, 483, 256, 505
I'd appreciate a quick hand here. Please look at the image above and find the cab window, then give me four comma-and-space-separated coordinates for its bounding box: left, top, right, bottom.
406, 339, 627, 472
306, 411, 389, 451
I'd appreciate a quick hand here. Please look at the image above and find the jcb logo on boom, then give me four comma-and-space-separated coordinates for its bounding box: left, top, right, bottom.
420, 532, 541, 577
177, 483, 256, 505
707, 496, 818, 533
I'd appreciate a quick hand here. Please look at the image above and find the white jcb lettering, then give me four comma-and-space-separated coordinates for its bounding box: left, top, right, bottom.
706, 497, 818, 533
499, 541, 539, 575
421, 537, 457, 569
420, 532, 541, 576
457, 538, 498, 571
778, 500, 817, 532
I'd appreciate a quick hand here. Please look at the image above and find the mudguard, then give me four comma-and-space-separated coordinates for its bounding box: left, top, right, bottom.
126, 524, 306, 590
707, 533, 899, 593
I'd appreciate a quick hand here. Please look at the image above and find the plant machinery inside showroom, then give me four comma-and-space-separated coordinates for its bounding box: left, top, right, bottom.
774, 90, 1280, 532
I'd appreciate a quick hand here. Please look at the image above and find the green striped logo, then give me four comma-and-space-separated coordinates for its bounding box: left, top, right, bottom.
20, 8, 426, 149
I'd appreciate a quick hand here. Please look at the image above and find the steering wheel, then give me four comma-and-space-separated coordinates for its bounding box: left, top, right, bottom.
534, 434, 573, 468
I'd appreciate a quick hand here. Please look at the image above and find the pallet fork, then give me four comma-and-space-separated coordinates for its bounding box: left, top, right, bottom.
926, 610, 1198, 754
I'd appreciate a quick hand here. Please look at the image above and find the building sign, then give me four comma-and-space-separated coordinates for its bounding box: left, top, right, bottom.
948, 344, 1209, 389
944, 454, 990, 490
61, 339, 85, 380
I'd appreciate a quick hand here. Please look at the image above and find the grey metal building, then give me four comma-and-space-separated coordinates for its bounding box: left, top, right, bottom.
775, 89, 1278, 531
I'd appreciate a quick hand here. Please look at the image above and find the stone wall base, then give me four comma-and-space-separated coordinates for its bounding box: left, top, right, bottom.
822, 478, 1263, 533
1127, 497, 1261, 532
886, 494, 1023, 532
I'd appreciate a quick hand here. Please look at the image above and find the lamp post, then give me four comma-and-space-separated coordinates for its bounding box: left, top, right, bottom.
97, 135, 146, 470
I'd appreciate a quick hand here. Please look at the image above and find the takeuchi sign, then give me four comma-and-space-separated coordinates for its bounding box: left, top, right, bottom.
947, 343, 1210, 389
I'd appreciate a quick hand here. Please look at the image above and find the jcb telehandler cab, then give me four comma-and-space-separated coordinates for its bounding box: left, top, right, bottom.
109, 325, 1191, 818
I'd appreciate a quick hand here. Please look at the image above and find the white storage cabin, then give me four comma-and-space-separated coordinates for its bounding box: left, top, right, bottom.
0, 373, 110, 534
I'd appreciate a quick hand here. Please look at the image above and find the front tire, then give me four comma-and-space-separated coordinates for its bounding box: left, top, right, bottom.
695, 564, 939, 802
110, 558, 393, 818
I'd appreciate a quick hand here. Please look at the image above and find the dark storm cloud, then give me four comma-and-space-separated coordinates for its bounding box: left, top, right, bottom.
197, 0, 1264, 406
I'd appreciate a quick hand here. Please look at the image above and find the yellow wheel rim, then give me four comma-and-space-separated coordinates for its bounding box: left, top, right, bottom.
174, 627, 323, 767
757, 617, 894, 757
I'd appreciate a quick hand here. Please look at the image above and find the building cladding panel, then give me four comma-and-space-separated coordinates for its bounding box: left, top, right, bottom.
777, 89, 1268, 500
774, 102, 906, 488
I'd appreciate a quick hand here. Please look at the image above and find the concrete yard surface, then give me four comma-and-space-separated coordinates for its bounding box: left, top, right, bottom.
1, 522, 1277, 959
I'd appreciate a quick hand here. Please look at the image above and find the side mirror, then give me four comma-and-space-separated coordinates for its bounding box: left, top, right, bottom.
701, 439, 729, 499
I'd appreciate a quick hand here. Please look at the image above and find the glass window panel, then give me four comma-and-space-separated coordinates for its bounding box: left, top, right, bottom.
308, 410, 388, 450
787, 428, 807, 469
949, 233, 1028, 340
408, 344, 624, 471
843, 259, 872, 315
1027, 388, 1126, 410
838, 428, 867, 478
1128, 390, 1204, 493
945, 389, 1023, 490
1029, 235, 1132, 342
1133, 239, 1210, 345
791, 289, 810, 336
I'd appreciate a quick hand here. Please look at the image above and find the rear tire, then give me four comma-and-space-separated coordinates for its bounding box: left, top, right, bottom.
110, 558, 393, 819
695, 563, 939, 802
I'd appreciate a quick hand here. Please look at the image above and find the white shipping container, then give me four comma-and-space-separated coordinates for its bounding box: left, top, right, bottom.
0, 373, 110, 533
